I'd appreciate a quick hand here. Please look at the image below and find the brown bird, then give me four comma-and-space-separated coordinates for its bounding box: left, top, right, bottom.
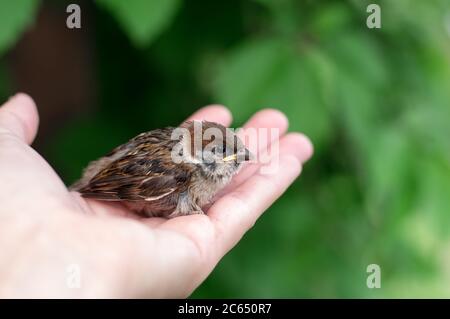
71, 121, 252, 218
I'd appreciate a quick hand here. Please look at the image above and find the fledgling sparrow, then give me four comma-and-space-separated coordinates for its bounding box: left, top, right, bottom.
71, 121, 252, 218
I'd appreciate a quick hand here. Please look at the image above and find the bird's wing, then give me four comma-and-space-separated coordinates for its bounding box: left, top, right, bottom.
77, 154, 190, 202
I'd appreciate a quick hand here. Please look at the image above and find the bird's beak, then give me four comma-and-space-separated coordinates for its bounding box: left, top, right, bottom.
223, 149, 253, 162
223, 154, 238, 162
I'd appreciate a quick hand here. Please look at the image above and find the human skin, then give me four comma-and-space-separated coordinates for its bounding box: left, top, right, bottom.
0, 93, 313, 298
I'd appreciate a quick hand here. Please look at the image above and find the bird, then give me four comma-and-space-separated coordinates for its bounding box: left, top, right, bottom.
70, 120, 252, 218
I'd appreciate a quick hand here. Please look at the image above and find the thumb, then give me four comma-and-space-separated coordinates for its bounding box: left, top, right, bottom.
0, 93, 39, 145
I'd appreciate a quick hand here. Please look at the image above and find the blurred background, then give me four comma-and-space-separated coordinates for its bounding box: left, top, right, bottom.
1, 0, 450, 298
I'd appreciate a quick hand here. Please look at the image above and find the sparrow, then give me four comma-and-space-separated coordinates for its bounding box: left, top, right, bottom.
71, 120, 252, 218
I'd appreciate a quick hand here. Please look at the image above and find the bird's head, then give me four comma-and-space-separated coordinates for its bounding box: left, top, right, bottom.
175, 121, 252, 180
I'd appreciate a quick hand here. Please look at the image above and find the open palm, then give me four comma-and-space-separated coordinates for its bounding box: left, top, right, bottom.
0, 93, 312, 298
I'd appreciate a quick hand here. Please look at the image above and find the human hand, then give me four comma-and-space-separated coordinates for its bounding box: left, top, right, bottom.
0, 93, 313, 298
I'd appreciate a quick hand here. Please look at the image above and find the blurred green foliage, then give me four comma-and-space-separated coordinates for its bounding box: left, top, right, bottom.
1, 0, 450, 297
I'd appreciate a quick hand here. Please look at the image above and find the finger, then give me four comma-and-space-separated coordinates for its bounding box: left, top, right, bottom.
185, 104, 232, 127
209, 132, 313, 257
0, 93, 39, 145
238, 108, 289, 153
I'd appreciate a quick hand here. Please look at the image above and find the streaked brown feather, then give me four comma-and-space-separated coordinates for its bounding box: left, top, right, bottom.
76, 129, 191, 204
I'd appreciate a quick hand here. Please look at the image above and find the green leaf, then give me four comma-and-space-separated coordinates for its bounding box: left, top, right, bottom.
415, 158, 450, 237
323, 31, 390, 159
364, 126, 417, 222
214, 39, 332, 149
96, 0, 181, 47
325, 32, 388, 91
0, 0, 39, 56
310, 2, 352, 38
